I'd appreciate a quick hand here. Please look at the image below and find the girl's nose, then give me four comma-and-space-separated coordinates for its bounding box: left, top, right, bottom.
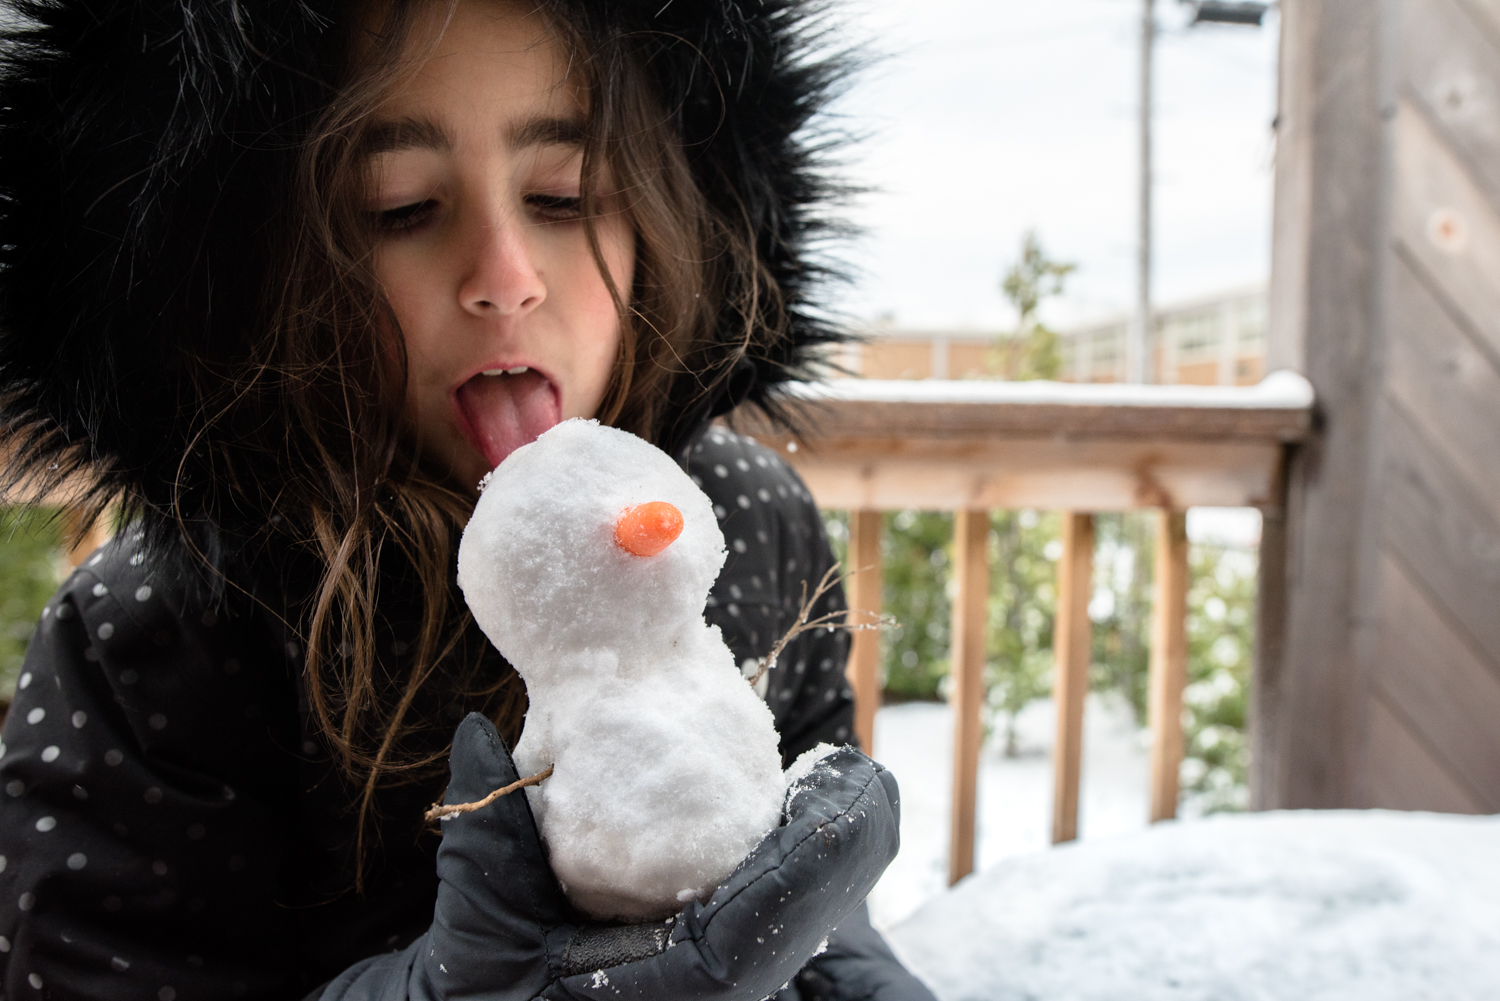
459, 213, 546, 317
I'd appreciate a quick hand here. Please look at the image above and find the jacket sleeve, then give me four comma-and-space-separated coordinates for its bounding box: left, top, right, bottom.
0, 541, 311, 999
690, 429, 857, 763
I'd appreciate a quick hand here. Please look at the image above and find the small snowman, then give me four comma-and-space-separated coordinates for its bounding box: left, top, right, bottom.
456, 418, 787, 922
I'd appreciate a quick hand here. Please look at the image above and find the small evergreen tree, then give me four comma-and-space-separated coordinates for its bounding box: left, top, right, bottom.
1000, 230, 1076, 381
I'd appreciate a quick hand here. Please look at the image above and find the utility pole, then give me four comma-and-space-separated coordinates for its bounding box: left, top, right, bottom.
1129, 0, 1155, 385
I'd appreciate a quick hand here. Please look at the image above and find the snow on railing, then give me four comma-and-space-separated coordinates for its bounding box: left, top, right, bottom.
732, 372, 1316, 885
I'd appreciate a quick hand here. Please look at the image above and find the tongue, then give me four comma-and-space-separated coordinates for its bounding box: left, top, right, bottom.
456, 371, 560, 469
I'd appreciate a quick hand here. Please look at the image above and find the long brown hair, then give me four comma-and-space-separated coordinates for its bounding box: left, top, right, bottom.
259, 0, 780, 886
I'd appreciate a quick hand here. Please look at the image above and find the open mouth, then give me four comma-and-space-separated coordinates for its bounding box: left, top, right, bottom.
455, 365, 561, 470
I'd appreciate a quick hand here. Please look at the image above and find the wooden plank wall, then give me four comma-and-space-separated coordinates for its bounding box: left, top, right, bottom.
1258, 0, 1500, 812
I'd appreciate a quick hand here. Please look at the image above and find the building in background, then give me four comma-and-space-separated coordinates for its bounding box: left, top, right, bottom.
845, 285, 1267, 386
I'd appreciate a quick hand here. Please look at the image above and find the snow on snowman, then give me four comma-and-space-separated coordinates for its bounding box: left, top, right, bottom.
450, 418, 853, 922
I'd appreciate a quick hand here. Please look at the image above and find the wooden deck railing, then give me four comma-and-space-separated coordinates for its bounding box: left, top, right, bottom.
734, 372, 1314, 884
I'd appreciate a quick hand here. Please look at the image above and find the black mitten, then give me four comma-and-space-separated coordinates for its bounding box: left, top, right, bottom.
792, 904, 938, 1001
314, 714, 901, 1001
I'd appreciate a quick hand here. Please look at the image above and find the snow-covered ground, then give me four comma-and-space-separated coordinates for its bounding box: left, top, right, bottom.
867, 694, 1152, 930
886, 810, 1500, 1000
867, 700, 1500, 998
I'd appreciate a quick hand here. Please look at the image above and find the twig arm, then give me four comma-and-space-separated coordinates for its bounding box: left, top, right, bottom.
424, 766, 554, 822
749, 563, 893, 688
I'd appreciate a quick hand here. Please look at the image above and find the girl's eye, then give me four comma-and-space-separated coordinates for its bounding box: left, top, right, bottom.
527, 194, 583, 222
374, 200, 437, 233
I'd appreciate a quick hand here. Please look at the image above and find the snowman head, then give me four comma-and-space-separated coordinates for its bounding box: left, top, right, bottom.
457, 419, 727, 676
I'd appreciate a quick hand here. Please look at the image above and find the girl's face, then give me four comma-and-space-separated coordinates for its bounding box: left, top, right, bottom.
364, 0, 633, 491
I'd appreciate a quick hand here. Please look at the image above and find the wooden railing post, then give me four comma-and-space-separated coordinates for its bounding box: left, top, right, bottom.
948, 509, 990, 885
1149, 509, 1190, 822
1051, 513, 1096, 844
846, 510, 884, 756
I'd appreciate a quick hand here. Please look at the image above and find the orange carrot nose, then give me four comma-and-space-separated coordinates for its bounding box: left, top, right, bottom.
614, 501, 684, 557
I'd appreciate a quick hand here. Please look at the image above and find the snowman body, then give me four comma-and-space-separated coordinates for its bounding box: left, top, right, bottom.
456, 419, 786, 922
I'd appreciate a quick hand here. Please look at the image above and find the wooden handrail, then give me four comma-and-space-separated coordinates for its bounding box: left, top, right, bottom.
737, 373, 1313, 882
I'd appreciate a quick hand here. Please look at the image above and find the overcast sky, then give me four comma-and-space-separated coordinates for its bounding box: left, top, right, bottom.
824, 0, 1280, 331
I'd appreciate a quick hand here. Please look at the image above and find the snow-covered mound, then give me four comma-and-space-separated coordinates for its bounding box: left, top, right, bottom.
888, 810, 1500, 1000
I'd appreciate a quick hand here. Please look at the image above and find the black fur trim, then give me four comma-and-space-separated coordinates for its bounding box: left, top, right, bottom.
0, 0, 855, 524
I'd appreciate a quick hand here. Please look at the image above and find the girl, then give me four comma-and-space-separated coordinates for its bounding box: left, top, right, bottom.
0, 0, 937, 998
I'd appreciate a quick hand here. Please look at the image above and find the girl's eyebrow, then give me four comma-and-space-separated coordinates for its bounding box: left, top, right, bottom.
362, 116, 454, 155
506, 115, 586, 150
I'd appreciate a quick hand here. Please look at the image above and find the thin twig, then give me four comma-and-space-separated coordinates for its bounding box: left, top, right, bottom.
749, 563, 894, 689
424, 766, 554, 822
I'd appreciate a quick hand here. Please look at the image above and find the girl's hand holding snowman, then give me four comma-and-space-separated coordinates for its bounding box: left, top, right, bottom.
315, 711, 901, 1000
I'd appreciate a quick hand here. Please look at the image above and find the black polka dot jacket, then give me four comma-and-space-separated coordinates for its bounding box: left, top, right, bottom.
0, 430, 929, 1000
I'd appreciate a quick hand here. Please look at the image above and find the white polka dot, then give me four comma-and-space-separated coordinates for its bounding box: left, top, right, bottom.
72, 710, 87, 728
55, 603, 73, 619
0, 855, 7, 872
18, 672, 31, 689
736, 458, 751, 472
144, 786, 163, 804
28, 971, 41, 987
66, 852, 86, 870
18, 892, 35, 911
35, 816, 56, 832
111, 956, 129, 971
727, 604, 740, 617
713, 464, 729, 478
4, 780, 21, 796
733, 538, 748, 553
713, 504, 727, 520
285, 642, 300, 659
134, 585, 152, 602
0, 935, 9, 952
83, 646, 99, 662
148, 713, 167, 730
41, 606, 50, 619
72, 785, 87, 801
151, 860, 168, 876
88, 552, 104, 566
0, 741, 7, 757
26, 707, 44, 725
92, 582, 108, 597
104, 749, 124, 766
129, 552, 145, 567
160, 986, 177, 1001
737, 495, 752, 509
97, 622, 114, 640
40, 746, 59, 763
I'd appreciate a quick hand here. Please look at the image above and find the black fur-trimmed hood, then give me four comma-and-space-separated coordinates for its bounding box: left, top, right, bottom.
0, 0, 852, 520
